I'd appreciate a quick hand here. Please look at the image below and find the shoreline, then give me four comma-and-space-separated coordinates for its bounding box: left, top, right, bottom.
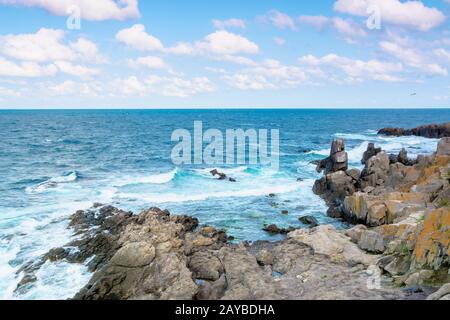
10, 131, 449, 300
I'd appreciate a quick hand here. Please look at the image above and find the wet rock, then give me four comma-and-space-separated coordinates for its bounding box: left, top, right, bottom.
210, 169, 227, 180
427, 283, 450, 300
281, 210, 289, 215
298, 215, 319, 228
263, 224, 296, 235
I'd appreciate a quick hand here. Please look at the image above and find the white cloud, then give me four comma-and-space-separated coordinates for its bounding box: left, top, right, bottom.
260, 10, 297, 30
0, 28, 104, 78
54, 61, 99, 77
49, 80, 100, 96
299, 54, 404, 82
212, 18, 246, 29
434, 48, 450, 61
110, 75, 215, 98
116, 24, 164, 52
222, 59, 308, 90
333, 0, 446, 31
0, 28, 75, 62
222, 73, 275, 90
116, 26, 259, 58
214, 55, 257, 66
127, 56, 167, 69
194, 30, 259, 55
380, 41, 448, 76
0, 86, 21, 97
0, 0, 140, 21
299, 16, 367, 38
0, 57, 58, 77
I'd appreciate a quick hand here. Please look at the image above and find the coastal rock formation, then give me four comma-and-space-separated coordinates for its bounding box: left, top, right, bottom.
314, 136, 450, 290
316, 138, 348, 175
378, 122, 450, 138
362, 143, 382, 165
17, 204, 412, 300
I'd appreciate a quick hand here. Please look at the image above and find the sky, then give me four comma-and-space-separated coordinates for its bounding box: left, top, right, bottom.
0, 0, 449, 109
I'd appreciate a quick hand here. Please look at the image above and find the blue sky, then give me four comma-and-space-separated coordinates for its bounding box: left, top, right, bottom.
0, 0, 449, 108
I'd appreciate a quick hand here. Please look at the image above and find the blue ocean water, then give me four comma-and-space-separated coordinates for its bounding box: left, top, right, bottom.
0, 108, 449, 299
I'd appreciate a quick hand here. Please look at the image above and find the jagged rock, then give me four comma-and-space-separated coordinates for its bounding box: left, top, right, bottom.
358, 230, 385, 253
210, 169, 227, 180
362, 143, 382, 164
345, 225, 368, 244
299, 215, 319, 227
360, 152, 390, 189
378, 122, 450, 139
316, 139, 348, 175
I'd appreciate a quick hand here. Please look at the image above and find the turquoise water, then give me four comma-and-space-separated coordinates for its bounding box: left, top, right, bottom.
0, 108, 448, 299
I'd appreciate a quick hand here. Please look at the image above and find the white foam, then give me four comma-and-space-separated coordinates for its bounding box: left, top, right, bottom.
114, 168, 178, 187
25, 171, 79, 194
118, 181, 302, 204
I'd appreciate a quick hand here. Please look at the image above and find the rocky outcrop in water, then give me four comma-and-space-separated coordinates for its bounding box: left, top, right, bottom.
316, 138, 348, 175
378, 122, 450, 139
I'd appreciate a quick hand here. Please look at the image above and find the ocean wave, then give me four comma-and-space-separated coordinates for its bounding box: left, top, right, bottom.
25, 171, 80, 194
114, 168, 179, 187
118, 181, 303, 204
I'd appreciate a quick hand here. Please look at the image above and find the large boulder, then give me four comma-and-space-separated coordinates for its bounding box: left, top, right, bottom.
288, 225, 376, 266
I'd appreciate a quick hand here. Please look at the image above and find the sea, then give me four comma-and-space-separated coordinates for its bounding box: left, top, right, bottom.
0, 108, 449, 299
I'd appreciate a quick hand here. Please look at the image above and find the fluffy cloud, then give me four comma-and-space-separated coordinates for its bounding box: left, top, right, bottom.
212, 18, 246, 29
0, 0, 140, 21
380, 41, 448, 76
116, 25, 259, 61
0, 28, 104, 78
116, 24, 164, 51
0, 57, 58, 77
299, 15, 367, 38
299, 54, 404, 82
222, 59, 308, 90
49, 80, 101, 96
195, 30, 259, 55
333, 0, 446, 31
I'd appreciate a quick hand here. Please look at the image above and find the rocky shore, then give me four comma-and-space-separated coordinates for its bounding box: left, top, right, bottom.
378, 122, 450, 138
313, 137, 449, 296
13, 135, 449, 301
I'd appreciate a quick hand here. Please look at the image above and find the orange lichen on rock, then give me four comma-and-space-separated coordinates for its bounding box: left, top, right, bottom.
413, 208, 450, 269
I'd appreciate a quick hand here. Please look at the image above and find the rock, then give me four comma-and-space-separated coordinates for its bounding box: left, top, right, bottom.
426, 283, 450, 300
412, 208, 449, 270
109, 243, 156, 268
436, 137, 450, 156
360, 152, 390, 189
345, 225, 368, 243
358, 230, 385, 253
196, 275, 227, 300
188, 251, 223, 281
288, 225, 376, 266
298, 216, 319, 227
255, 249, 274, 266
263, 224, 295, 235
362, 143, 382, 164
210, 169, 227, 180
228, 177, 236, 182
281, 210, 289, 215
378, 122, 450, 139
404, 270, 434, 287
316, 139, 348, 175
